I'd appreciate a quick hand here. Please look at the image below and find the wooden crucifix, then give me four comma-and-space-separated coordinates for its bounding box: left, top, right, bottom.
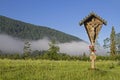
80, 12, 107, 69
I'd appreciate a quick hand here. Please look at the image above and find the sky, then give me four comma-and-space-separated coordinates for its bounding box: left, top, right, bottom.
0, 0, 120, 46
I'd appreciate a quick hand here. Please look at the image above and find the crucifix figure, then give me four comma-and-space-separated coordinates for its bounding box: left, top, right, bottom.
86, 18, 101, 45
80, 12, 107, 69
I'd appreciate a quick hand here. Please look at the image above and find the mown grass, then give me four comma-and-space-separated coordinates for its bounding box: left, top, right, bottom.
0, 59, 120, 80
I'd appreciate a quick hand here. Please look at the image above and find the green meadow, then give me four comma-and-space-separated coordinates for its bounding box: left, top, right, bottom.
0, 59, 120, 80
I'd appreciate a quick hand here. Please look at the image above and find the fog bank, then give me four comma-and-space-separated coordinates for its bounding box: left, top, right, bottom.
0, 34, 24, 53
0, 34, 107, 55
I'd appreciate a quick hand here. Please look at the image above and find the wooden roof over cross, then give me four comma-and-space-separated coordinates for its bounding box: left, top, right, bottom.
80, 12, 107, 26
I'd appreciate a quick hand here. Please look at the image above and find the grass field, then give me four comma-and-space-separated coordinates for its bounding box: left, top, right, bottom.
0, 59, 120, 80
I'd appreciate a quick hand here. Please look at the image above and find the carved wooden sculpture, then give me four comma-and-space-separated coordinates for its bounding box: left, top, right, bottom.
80, 12, 107, 69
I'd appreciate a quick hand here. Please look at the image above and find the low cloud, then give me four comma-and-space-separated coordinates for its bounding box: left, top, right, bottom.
31, 38, 49, 51
0, 34, 107, 55
58, 42, 89, 55
0, 34, 24, 53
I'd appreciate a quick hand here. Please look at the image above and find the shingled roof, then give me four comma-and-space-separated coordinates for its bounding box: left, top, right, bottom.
80, 12, 107, 26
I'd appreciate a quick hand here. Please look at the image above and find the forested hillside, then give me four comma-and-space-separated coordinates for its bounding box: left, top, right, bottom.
0, 15, 82, 43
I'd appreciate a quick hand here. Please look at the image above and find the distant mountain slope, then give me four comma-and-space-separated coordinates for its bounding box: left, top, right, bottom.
0, 15, 82, 43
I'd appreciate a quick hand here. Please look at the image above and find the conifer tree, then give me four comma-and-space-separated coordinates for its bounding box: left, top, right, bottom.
110, 26, 116, 56
45, 40, 60, 60
23, 40, 31, 59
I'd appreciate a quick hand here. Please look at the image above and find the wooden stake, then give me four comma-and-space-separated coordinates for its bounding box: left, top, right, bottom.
90, 52, 96, 69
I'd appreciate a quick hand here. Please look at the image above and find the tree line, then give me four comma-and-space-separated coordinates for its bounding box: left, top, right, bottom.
0, 26, 120, 61
0, 16, 120, 60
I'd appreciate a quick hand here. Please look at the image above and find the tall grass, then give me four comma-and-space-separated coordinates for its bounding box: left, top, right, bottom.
0, 59, 120, 80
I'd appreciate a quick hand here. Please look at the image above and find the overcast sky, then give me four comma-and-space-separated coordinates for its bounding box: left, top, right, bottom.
0, 0, 120, 45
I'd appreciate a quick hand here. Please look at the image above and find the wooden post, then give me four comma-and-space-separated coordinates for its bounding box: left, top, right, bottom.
90, 44, 96, 69
91, 58, 95, 69
90, 51, 96, 69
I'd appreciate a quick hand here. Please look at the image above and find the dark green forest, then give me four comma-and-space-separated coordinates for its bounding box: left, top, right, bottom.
0, 15, 82, 43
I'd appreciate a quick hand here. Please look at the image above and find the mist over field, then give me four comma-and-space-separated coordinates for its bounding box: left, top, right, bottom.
0, 34, 107, 55
0, 34, 24, 53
